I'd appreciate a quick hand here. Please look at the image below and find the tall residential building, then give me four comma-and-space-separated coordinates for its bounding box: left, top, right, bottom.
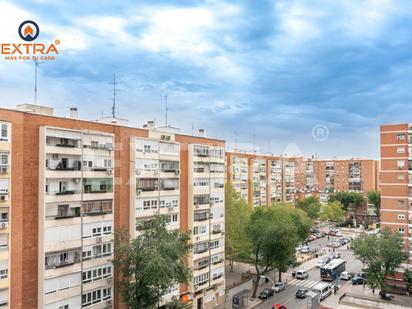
380, 124, 412, 272
226, 152, 378, 207
0, 121, 10, 308
0, 104, 224, 309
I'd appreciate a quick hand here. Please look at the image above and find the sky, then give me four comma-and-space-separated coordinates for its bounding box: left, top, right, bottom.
1, 0, 412, 159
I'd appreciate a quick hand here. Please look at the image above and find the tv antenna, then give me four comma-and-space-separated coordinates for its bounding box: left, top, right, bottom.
164, 93, 168, 126
111, 73, 117, 118
34, 59, 44, 105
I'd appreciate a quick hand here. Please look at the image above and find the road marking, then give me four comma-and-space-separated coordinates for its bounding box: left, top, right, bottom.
288, 279, 320, 288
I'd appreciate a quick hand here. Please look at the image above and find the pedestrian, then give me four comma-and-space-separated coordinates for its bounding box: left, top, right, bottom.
363, 281, 366, 288
333, 248, 335, 252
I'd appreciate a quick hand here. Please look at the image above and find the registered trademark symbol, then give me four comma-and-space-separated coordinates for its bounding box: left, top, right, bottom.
55, 39, 60, 45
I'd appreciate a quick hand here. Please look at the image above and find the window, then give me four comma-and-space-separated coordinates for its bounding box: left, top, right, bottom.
399, 227, 405, 234
398, 214, 405, 220
194, 272, 209, 286
397, 147, 405, 154
0, 124, 7, 141
0, 269, 7, 280
82, 265, 112, 283
193, 225, 207, 235
210, 240, 220, 249
398, 200, 405, 207
397, 133, 405, 140
194, 145, 209, 157
91, 141, 99, 148
92, 227, 102, 237
397, 160, 405, 168
58, 305, 69, 309
0, 154, 8, 165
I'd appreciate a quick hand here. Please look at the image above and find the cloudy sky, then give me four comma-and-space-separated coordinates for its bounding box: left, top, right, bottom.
1, 0, 412, 158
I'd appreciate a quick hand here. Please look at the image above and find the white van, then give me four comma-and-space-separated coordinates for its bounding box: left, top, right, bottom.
312, 282, 332, 301
295, 270, 309, 279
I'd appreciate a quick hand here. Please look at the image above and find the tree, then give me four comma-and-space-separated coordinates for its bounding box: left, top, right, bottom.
164, 299, 190, 309
404, 269, 412, 294
352, 229, 408, 298
319, 201, 346, 222
113, 215, 191, 309
367, 190, 381, 221
329, 192, 364, 210
225, 184, 251, 270
246, 205, 311, 297
296, 196, 321, 220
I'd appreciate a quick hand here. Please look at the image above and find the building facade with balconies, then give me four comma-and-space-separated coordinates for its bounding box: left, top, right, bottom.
39, 127, 115, 309
188, 143, 225, 309
380, 124, 412, 274
0, 121, 10, 308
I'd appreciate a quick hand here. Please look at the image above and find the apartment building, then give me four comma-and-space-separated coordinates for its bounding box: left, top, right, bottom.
0, 104, 225, 309
188, 143, 225, 309
38, 127, 115, 309
380, 124, 412, 272
0, 121, 10, 308
226, 152, 378, 208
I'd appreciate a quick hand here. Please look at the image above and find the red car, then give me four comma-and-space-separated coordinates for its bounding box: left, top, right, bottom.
272, 305, 287, 309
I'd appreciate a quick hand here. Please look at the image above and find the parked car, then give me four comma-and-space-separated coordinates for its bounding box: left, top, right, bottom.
315, 257, 330, 268
295, 288, 308, 298
379, 291, 395, 300
328, 242, 341, 248
335, 231, 343, 237
274, 282, 285, 293
295, 270, 309, 279
259, 288, 274, 300
340, 271, 352, 280
332, 252, 341, 259
300, 246, 310, 254
352, 276, 366, 285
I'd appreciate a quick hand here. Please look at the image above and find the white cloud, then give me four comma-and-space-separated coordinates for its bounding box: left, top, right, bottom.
0, 2, 36, 41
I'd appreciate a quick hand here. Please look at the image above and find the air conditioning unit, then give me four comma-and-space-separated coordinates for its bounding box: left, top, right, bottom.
154, 170, 159, 175
0, 167, 7, 174
74, 178, 81, 184
106, 169, 113, 175
106, 299, 112, 305
0, 222, 7, 229
96, 237, 102, 243
136, 169, 141, 175
137, 190, 142, 196
106, 277, 113, 283
175, 169, 180, 175
52, 154, 59, 160
0, 195, 7, 201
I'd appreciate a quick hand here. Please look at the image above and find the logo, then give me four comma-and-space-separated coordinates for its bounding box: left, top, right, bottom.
18, 20, 40, 41
312, 124, 329, 142
1, 21, 59, 61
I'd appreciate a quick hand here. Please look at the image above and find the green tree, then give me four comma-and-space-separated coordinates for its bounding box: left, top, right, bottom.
404, 269, 412, 293
296, 196, 321, 219
113, 215, 191, 309
367, 190, 381, 221
246, 205, 310, 297
352, 229, 408, 298
329, 192, 364, 210
225, 184, 251, 271
164, 299, 190, 309
319, 201, 346, 222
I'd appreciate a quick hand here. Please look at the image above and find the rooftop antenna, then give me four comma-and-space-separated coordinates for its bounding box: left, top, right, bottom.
164, 93, 168, 127
253, 133, 256, 154
235, 131, 238, 151
34, 59, 44, 105
268, 140, 271, 153
191, 123, 194, 136
111, 73, 117, 118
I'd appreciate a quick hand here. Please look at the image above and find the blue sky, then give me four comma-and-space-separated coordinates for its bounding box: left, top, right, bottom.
1, 0, 412, 158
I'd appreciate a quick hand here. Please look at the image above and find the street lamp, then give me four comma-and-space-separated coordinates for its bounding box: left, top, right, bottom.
260, 275, 276, 308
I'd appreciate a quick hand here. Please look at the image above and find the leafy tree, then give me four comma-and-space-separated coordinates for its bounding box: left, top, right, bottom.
329, 192, 364, 210
319, 201, 346, 222
225, 184, 251, 270
367, 190, 381, 221
352, 229, 408, 298
296, 196, 321, 219
404, 269, 412, 293
164, 299, 191, 309
246, 205, 311, 297
113, 215, 191, 309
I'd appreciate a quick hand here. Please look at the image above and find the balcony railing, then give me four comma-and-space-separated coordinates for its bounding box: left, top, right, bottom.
55, 190, 78, 196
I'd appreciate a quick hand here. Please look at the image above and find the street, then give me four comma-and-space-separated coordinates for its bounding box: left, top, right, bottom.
253, 228, 363, 309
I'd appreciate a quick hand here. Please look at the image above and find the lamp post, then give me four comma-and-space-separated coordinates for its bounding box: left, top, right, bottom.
260, 275, 276, 308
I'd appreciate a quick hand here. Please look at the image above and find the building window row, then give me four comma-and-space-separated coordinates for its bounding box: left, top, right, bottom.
82, 243, 112, 261
82, 287, 112, 308
82, 264, 112, 284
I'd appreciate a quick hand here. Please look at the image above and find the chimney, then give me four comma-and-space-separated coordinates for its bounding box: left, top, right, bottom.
198, 129, 206, 137
69, 107, 78, 119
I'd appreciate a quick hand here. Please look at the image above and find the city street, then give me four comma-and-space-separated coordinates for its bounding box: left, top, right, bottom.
253, 228, 363, 309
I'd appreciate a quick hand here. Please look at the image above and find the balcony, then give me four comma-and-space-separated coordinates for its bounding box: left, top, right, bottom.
83, 179, 113, 194
194, 243, 209, 254
82, 200, 112, 216
45, 249, 81, 270
194, 212, 209, 222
